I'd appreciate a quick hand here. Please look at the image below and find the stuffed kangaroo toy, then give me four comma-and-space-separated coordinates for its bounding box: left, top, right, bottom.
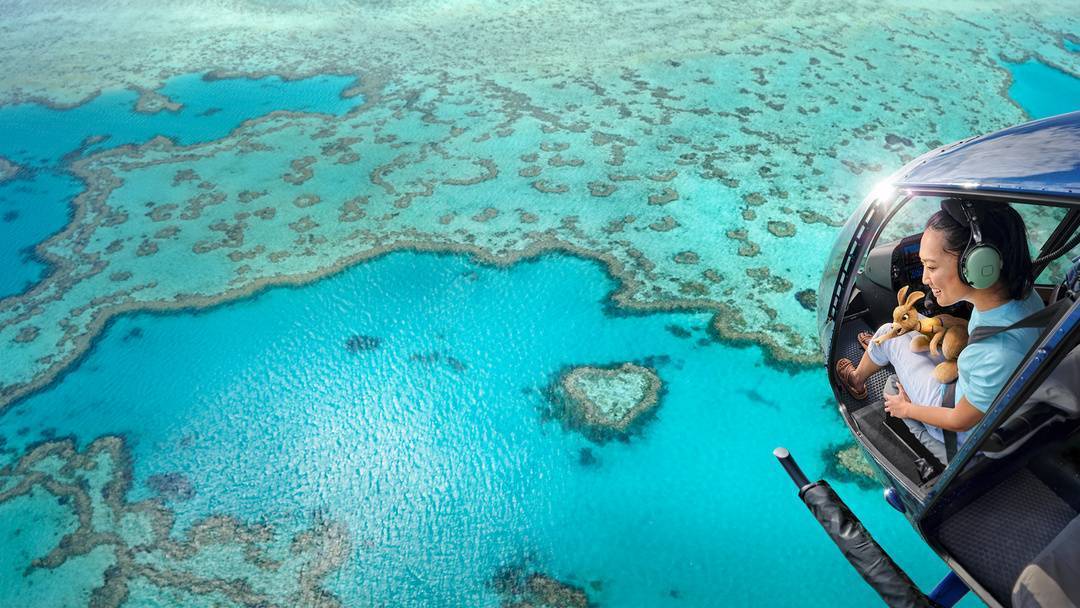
874, 285, 969, 383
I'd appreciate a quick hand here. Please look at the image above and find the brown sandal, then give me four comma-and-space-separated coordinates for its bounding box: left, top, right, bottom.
858, 331, 873, 351
834, 358, 868, 400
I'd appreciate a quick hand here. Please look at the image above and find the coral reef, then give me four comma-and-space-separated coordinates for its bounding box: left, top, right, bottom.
1, 0, 1075, 413
545, 363, 662, 443
0, 156, 22, 182
490, 565, 592, 608
823, 441, 879, 489
0, 435, 350, 607
345, 334, 382, 353
133, 88, 182, 114
795, 289, 817, 312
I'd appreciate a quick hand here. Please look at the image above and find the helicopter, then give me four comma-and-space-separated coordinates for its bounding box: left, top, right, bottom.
776, 111, 1080, 607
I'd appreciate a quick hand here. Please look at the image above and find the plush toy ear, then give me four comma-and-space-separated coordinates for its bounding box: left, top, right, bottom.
905, 290, 925, 308
897, 285, 909, 306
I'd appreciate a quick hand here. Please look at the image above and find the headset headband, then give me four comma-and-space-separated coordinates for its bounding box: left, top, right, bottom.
941, 198, 982, 243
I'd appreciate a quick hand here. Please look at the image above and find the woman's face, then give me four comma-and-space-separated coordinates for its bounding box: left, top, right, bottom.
920, 228, 970, 306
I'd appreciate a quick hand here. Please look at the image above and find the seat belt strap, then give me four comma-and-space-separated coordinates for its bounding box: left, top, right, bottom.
942, 383, 958, 462
967, 298, 1072, 344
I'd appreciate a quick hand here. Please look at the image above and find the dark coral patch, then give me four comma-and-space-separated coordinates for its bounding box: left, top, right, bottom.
578, 447, 599, 467
346, 334, 382, 353
766, 220, 796, 237
147, 472, 196, 501
490, 566, 591, 608
13, 326, 40, 344
293, 193, 321, 208
588, 181, 616, 197
673, 251, 699, 264
795, 289, 817, 311
532, 180, 569, 194
665, 324, 692, 339
648, 188, 679, 205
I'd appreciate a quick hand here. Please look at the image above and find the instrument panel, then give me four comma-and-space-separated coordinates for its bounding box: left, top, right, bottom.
859, 232, 972, 320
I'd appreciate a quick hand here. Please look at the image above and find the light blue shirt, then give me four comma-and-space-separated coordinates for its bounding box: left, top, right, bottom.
925, 289, 1044, 445
957, 289, 1045, 411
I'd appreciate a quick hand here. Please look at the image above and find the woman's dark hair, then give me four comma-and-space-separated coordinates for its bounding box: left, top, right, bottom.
925, 199, 1034, 300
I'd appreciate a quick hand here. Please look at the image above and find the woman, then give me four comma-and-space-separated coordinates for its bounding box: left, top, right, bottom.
834, 199, 1043, 461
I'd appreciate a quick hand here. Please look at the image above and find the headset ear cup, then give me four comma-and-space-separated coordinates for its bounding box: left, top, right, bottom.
963, 244, 1002, 289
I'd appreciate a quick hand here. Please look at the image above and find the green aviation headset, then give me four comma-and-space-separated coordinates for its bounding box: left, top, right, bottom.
941, 198, 1002, 289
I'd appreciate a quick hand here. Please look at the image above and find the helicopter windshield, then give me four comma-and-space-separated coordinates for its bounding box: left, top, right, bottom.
816, 190, 907, 351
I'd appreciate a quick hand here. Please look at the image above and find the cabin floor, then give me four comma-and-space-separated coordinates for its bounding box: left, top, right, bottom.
836, 318, 895, 415
933, 448, 1080, 605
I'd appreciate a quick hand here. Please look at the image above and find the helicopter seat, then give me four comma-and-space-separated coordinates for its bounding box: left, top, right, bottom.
1012, 514, 1080, 607
982, 343, 1080, 459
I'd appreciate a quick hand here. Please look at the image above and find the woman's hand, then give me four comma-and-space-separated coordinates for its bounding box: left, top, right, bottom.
884, 382, 913, 419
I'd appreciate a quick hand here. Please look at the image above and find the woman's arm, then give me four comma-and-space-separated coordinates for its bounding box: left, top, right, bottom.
883, 385, 984, 432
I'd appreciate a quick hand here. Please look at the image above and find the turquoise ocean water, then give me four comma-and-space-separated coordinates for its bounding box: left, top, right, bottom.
1005, 59, 1080, 121
0, 60, 1077, 606
1, 251, 943, 607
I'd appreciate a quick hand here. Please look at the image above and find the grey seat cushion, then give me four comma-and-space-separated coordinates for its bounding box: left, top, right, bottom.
1028, 346, 1080, 416
1013, 515, 1080, 607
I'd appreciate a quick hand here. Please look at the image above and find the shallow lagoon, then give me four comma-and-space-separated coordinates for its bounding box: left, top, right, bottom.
1, 251, 955, 607
1005, 59, 1080, 120
0, 73, 361, 297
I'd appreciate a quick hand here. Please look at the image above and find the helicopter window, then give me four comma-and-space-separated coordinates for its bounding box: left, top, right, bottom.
858, 197, 1079, 323
871, 197, 1075, 279
1013, 203, 1080, 286
874, 197, 941, 245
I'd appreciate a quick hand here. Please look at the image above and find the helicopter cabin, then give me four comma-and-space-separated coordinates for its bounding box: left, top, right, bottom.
817, 111, 1080, 607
